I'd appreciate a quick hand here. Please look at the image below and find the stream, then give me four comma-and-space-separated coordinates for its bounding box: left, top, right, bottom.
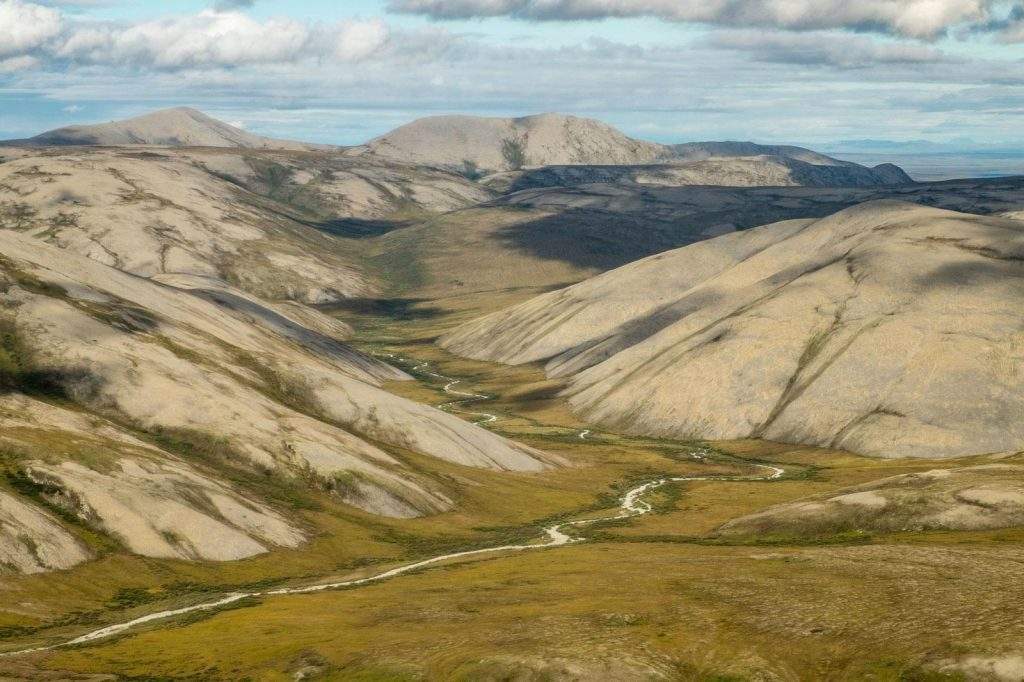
0, 356, 784, 658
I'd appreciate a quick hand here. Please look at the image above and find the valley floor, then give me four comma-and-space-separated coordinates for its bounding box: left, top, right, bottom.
3, 295, 1022, 680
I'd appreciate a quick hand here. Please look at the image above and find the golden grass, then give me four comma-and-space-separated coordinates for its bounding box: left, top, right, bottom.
3, 294, 1020, 679
37, 539, 1019, 680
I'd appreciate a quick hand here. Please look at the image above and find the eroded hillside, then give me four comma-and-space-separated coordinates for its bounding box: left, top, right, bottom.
443, 201, 1024, 459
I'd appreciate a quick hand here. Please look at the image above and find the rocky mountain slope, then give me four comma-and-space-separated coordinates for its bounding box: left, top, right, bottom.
442, 201, 1024, 459
20, 107, 328, 151
0, 146, 492, 303
484, 156, 911, 193
363, 113, 667, 171
374, 176, 1024, 307
0, 225, 558, 574
365, 113, 911, 187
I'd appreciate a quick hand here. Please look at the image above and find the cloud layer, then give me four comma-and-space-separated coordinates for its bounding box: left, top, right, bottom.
708, 30, 952, 68
0, 0, 390, 71
0, 0, 62, 58
389, 0, 1002, 39
0, 0, 1021, 148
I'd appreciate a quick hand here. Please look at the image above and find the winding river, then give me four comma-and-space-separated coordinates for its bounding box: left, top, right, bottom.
0, 357, 784, 658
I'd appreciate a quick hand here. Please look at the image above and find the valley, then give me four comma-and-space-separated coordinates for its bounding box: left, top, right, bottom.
0, 107, 1022, 680
4, 293, 1022, 680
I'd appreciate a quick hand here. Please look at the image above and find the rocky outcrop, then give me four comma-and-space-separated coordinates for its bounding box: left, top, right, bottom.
443, 201, 1024, 459
0, 491, 91, 574
0, 229, 557, 527
720, 465, 1024, 536
26, 458, 305, 562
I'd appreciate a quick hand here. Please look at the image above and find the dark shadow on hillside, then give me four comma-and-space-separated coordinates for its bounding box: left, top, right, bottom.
0, 366, 104, 401
490, 174, 1024, 269
918, 258, 1024, 289
321, 297, 444, 321
491, 203, 850, 270
312, 217, 410, 239
186, 288, 383, 367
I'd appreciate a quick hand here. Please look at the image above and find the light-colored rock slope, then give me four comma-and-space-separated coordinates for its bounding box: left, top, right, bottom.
0, 489, 91, 574
442, 201, 1024, 459
0, 149, 369, 303
22, 107, 328, 151
188, 147, 493, 221
28, 458, 306, 562
366, 113, 910, 187
670, 141, 911, 184
0, 394, 306, 566
0, 228, 557, 572
364, 113, 665, 171
0, 146, 495, 301
720, 465, 1024, 536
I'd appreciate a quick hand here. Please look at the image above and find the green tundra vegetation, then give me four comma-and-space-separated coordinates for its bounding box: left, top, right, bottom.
2, 291, 1018, 681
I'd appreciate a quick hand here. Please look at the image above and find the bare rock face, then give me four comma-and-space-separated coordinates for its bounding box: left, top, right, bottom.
26, 458, 305, 562
364, 113, 666, 171
0, 491, 91, 574
0, 394, 305, 569
719, 465, 1024, 536
0, 229, 557, 528
22, 107, 328, 151
366, 114, 911, 187
443, 201, 1024, 459
0, 151, 370, 304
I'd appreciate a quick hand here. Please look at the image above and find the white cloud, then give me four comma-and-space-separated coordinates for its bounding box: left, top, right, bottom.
0, 54, 40, 72
0, 0, 63, 57
1, 3, 389, 70
389, 0, 996, 39
0, 0, 1020, 148
334, 19, 390, 61
57, 11, 313, 68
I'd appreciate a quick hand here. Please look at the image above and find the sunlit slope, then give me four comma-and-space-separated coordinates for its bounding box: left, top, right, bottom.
22, 107, 327, 151
444, 201, 1024, 459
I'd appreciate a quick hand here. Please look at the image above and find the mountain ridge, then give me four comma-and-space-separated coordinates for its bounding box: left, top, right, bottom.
9, 107, 913, 186
441, 200, 1024, 460
15, 107, 334, 151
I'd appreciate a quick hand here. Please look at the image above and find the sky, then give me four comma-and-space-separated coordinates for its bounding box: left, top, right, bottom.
0, 0, 1022, 149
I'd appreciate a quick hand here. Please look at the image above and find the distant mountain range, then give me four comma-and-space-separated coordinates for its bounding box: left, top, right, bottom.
12, 107, 335, 152
7, 107, 912, 188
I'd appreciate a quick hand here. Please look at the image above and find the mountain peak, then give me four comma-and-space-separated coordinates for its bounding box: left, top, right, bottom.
366, 112, 665, 170
24, 107, 329, 151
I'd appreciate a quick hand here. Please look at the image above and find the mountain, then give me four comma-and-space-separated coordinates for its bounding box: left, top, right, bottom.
672, 141, 866, 166
373, 175, 1024, 310
0, 226, 558, 572
671, 141, 912, 184
363, 113, 666, 171
441, 201, 1024, 459
0, 142, 559, 575
483, 156, 911, 193
13, 108, 913, 188
19, 107, 330, 151
0, 145, 492, 302
365, 114, 912, 186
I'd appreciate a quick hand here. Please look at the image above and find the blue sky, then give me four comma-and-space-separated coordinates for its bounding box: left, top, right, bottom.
1, 0, 1023, 149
